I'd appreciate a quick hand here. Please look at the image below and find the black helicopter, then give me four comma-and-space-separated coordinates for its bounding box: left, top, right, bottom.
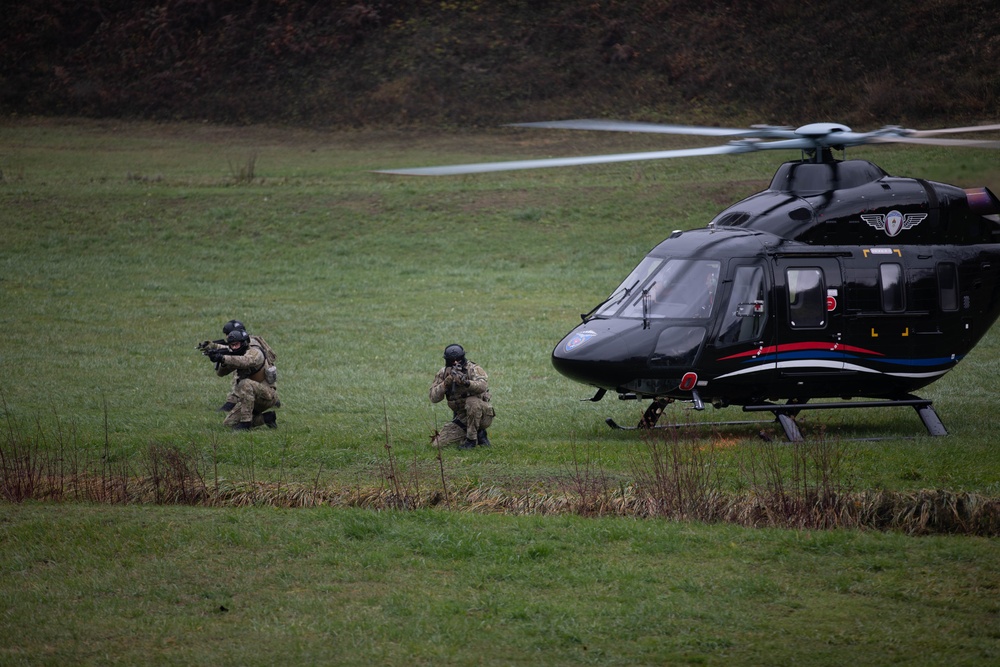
379, 120, 1000, 440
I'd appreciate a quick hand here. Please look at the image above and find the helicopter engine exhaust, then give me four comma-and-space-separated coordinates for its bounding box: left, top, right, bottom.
965, 187, 1000, 214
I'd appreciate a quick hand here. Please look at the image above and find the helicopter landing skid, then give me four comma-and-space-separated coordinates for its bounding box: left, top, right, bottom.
742, 396, 948, 442
605, 395, 948, 441
605, 418, 773, 432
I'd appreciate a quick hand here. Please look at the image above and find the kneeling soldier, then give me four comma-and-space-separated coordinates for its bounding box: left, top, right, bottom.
429, 344, 494, 448
207, 329, 279, 430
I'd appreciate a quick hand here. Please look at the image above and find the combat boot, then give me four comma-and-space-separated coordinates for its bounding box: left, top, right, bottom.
477, 429, 491, 447
232, 421, 253, 431
219, 402, 235, 412
262, 412, 278, 429
458, 438, 477, 449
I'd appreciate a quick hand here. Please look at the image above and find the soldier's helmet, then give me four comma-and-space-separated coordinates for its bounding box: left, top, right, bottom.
227, 329, 250, 354
444, 344, 466, 364
223, 320, 245, 335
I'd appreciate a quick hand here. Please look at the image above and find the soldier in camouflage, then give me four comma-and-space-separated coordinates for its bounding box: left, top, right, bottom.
429, 344, 494, 448
198, 320, 278, 412
206, 329, 279, 430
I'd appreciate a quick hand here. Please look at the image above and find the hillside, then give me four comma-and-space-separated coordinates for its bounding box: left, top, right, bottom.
2, 0, 999, 128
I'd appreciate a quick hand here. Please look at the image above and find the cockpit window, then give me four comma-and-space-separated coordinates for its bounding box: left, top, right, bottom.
591, 256, 663, 318
617, 259, 721, 320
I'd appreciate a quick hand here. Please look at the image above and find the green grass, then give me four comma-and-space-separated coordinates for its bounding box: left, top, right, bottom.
1, 118, 1000, 664
2, 503, 998, 666
2, 118, 999, 490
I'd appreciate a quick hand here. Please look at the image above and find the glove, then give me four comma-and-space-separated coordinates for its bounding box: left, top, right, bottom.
450, 368, 470, 387
208, 349, 227, 363
196, 340, 212, 351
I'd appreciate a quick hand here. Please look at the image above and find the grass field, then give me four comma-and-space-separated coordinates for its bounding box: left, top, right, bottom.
3, 502, 999, 666
1, 118, 999, 664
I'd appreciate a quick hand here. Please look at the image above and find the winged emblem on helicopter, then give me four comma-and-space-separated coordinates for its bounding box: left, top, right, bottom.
861, 211, 928, 237
378, 120, 1000, 440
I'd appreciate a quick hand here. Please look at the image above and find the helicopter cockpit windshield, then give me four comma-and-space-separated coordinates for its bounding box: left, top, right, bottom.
590, 258, 721, 321
585, 256, 661, 320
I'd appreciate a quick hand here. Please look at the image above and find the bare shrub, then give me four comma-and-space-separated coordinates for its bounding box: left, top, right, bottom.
566, 441, 615, 516
373, 401, 418, 509
0, 413, 54, 502
228, 152, 258, 184
142, 443, 210, 505
627, 427, 722, 522
734, 434, 854, 529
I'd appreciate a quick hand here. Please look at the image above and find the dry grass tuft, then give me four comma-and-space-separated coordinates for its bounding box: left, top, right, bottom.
5, 467, 1000, 536
3, 418, 998, 535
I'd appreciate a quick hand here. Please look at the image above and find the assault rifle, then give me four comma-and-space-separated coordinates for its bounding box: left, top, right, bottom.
445, 365, 470, 399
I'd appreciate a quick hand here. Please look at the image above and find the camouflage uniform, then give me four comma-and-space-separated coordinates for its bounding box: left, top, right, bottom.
202, 334, 276, 409
429, 360, 494, 446
216, 343, 279, 428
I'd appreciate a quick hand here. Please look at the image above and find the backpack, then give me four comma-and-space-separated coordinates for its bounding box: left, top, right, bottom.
251, 335, 278, 384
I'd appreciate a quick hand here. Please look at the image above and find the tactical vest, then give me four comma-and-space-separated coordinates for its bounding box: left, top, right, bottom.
238, 346, 268, 383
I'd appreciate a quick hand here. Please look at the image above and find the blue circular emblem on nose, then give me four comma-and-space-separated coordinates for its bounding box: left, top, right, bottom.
565, 330, 597, 352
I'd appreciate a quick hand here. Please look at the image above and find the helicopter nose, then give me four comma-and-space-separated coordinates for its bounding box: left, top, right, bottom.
551, 322, 638, 389
553, 319, 711, 394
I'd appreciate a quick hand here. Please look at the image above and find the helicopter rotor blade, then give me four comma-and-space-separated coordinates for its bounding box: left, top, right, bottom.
375, 119, 1000, 175
905, 123, 1000, 137
375, 144, 755, 176
508, 119, 797, 139
868, 136, 1000, 149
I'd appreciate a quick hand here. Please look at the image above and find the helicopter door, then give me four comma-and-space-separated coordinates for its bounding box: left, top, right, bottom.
715, 263, 771, 348
776, 258, 847, 375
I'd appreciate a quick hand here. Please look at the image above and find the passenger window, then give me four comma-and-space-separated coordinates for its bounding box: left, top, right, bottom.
880, 264, 905, 312
938, 263, 959, 312
717, 266, 766, 345
787, 268, 825, 328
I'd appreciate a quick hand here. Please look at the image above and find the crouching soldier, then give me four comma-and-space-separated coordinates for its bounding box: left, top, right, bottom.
429, 344, 494, 448
207, 329, 279, 430
198, 319, 278, 413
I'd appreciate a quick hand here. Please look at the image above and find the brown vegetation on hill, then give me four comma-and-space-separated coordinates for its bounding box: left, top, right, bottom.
2, 1, 998, 128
